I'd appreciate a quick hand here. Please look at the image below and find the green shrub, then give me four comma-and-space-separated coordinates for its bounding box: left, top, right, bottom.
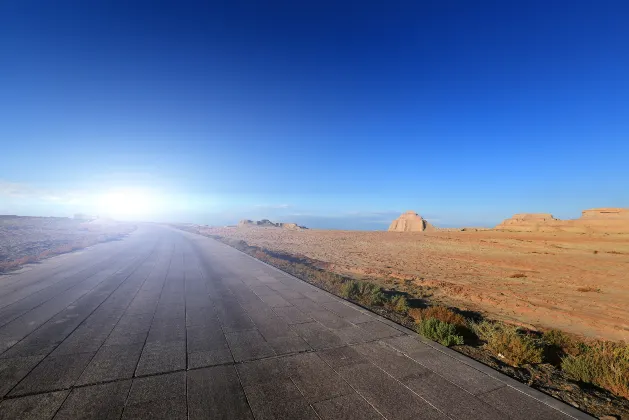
389, 295, 410, 313
416, 318, 464, 347
340, 280, 385, 306
561, 342, 629, 398
472, 321, 543, 367
409, 306, 467, 327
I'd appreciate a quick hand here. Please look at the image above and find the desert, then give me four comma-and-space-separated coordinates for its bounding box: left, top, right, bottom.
0, 215, 135, 272
194, 209, 629, 342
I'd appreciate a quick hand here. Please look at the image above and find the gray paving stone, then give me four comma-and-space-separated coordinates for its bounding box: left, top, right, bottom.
478, 385, 574, 420
121, 396, 187, 420
0, 355, 44, 397
0, 390, 69, 420
76, 343, 143, 385
103, 331, 147, 346
317, 345, 367, 369
333, 325, 373, 344
135, 341, 185, 376
313, 393, 385, 420
267, 335, 311, 355
53, 380, 131, 420
186, 324, 228, 352
358, 320, 404, 340
258, 293, 292, 308
336, 362, 449, 420
283, 352, 354, 403
146, 322, 186, 343
386, 336, 504, 395
287, 298, 324, 314
188, 348, 233, 368
272, 306, 313, 324
127, 371, 186, 404
291, 322, 344, 350
353, 341, 431, 380
187, 365, 253, 420
9, 352, 95, 396
255, 317, 297, 340
403, 371, 506, 419
321, 301, 374, 324
236, 357, 290, 387
309, 309, 354, 329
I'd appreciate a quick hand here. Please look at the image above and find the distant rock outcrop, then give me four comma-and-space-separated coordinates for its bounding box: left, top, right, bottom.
238, 219, 307, 230
496, 208, 629, 233
388, 211, 435, 232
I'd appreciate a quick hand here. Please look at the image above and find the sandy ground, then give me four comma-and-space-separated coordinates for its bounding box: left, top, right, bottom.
0, 216, 135, 269
199, 226, 629, 342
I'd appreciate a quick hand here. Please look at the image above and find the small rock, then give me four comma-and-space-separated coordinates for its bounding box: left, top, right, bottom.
598, 416, 618, 420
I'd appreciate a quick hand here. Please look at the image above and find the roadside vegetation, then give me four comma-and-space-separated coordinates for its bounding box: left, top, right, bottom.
176, 226, 629, 418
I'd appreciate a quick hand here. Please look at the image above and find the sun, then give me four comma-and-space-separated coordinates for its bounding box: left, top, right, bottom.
97, 189, 157, 219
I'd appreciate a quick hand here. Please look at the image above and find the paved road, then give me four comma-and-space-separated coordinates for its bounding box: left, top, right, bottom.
0, 225, 592, 420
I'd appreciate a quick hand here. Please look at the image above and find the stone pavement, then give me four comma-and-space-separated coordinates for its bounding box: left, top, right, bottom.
0, 225, 593, 419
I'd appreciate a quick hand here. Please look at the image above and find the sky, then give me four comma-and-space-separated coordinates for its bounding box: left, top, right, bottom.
1, 0, 628, 229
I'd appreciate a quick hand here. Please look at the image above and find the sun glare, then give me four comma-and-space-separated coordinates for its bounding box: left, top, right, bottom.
97, 189, 158, 219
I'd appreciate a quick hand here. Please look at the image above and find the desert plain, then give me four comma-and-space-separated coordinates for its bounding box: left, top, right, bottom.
198, 220, 629, 342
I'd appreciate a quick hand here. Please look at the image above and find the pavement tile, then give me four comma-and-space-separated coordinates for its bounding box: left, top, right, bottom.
244, 378, 320, 419
76, 343, 143, 385
313, 393, 385, 420
354, 341, 431, 380
146, 322, 186, 343
309, 309, 354, 330
187, 365, 253, 420
9, 352, 95, 396
121, 396, 187, 420
337, 362, 449, 420
272, 306, 313, 325
286, 298, 324, 314
283, 352, 354, 403
0, 390, 69, 420
267, 335, 311, 355
255, 317, 297, 340
321, 301, 374, 324
258, 293, 292, 308
317, 345, 367, 369
53, 380, 131, 420
333, 325, 373, 344
291, 322, 344, 350
186, 324, 228, 352
392, 340, 504, 395
403, 371, 506, 420
358, 321, 404, 340
231, 341, 276, 362
0, 355, 45, 397
135, 341, 185, 376
236, 357, 290, 387
103, 331, 147, 346
127, 371, 185, 404
478, 385, 573, 420
188, 348, 233, 369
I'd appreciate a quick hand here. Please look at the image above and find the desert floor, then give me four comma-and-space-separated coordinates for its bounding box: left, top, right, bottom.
199, 226, 629, 342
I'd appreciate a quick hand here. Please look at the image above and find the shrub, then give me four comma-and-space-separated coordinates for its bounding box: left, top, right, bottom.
561, 342, 629, 398
472, 321, 543, 367
409, 306, 467, 327
388, 295, 410, 313
416, 318, 464, 347
340, 280, 385, 306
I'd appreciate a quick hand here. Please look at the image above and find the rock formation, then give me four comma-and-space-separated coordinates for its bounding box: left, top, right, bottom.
388, 211, 435, 232
495, 208, 629, 233
238, 219, 307, 230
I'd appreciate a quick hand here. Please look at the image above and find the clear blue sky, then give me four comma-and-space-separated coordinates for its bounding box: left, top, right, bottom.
1, 0, 628, 229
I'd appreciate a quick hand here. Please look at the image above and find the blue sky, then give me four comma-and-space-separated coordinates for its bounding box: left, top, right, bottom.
1, 0, 628, 229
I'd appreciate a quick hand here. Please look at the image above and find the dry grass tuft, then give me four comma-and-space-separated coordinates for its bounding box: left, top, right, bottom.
509, 273, 527, 278
576, 286, 601, 293
409, 306, 467, 327
561, 341, 629, 399
472, 321, 543, 367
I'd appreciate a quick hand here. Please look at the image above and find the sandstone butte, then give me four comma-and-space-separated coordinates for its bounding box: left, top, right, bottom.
388, 211, 436, 232
238, 219, 307, 230
495, 207, 629, 233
